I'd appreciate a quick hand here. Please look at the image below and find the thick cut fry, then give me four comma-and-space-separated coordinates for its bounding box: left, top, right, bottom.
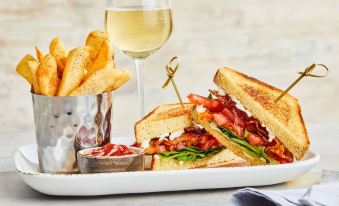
49, 37, 68, 76
60, 57, 67, 67
105, 69, 131, 92
57, 46, 91, 96
16, 54, 37, 84
86, 39, 115, 78
27, 61, 40, 94
85, 30, 109, 60
70, 68, 131, 96
37, 54, 59, 96
35, 46, 44, 62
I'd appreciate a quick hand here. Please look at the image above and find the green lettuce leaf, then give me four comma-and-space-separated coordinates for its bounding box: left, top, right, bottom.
217, 126, 277, 164
159, 146, 225, 162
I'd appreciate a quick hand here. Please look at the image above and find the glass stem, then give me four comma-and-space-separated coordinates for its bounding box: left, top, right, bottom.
134, 58, 144, 120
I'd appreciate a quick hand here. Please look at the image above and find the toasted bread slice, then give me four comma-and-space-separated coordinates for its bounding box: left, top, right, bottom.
192, 111, 265, 166
152, 149, 249, 171
134, 103, 195, 144
214, 67, 309, 160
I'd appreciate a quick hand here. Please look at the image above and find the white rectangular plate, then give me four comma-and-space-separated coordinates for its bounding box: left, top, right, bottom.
13, 137, 319, 196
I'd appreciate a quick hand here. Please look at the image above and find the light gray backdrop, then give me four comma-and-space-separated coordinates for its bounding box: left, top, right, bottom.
0, 0, 338, 133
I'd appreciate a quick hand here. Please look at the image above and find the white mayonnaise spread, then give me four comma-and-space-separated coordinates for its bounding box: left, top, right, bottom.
196, 105, 206, 113
159, 132, 170, 139
194, 123, 204, 129
169, 129, 185, 141
229, 95, 252, 118
261, 122, 275, 142
141, 132, 169, 148
141, 130, 184, 148
217, 86, 226, 96
141, 140, 150, 149
154, 155, 160, 160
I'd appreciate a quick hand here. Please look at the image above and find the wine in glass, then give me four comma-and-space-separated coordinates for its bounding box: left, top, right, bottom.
105, 0, 173, 119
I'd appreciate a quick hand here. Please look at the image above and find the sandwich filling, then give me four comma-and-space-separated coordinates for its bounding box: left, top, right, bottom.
139, 126, 225, 162
188, 90, 293, 164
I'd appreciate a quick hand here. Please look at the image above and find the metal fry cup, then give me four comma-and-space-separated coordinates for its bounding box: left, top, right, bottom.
32, 92, 113, 174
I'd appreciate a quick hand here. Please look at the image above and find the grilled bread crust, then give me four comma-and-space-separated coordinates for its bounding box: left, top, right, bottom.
192, 111, 265, 166
214, 67, 309, 160
134, 103, 195, 144
151, 149, 249, 171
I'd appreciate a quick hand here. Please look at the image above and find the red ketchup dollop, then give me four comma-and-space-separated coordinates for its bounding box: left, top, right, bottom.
87, 143, 136, 157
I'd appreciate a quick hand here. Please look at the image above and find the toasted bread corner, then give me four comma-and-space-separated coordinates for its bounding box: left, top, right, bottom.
214, 67, 310, 159
134, 103, 195, 144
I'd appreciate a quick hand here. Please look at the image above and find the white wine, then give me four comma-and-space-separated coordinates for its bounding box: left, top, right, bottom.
105, 7, 172, 59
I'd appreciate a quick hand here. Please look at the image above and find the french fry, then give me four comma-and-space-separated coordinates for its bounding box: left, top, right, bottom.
35, 46, 44, 62
60, 57, 67, 67
57, 46, 91, 96
70, 67, 131, 96
86, 39, 115, 78
105, 69, 131, 92
37, 54, 59, 96
85, 30, 109, 60
17, 30, 125, 97
16, 54, 37, 84
27, 61, 40, 94
49, 37, 68, 76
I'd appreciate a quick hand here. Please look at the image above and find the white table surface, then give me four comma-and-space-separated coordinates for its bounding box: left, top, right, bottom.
1, 123, 338, 206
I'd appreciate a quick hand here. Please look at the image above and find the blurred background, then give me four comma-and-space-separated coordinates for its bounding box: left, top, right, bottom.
0, 0, 338, 134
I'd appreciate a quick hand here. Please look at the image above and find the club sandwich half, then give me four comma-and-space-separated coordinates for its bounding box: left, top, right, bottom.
134, 103, 248, 170
188, 67, 310, 165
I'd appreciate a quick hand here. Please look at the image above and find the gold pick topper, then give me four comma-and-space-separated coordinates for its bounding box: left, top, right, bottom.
162, 56, 184, 108
274, 63, 329, 103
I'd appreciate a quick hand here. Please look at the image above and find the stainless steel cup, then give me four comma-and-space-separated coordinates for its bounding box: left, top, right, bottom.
32, 92, 113, 174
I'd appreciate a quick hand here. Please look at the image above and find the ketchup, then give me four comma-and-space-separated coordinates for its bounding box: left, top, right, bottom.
87, 143, 136, 157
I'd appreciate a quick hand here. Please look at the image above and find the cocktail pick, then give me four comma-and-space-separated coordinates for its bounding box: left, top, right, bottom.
274, 63, 329, 103
162, 56, 184, 108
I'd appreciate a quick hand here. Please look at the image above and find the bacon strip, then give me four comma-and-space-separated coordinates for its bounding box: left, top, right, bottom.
144, 127, 221, 155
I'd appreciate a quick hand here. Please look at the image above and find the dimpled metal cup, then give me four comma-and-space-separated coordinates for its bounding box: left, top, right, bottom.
32, 92, 112, 174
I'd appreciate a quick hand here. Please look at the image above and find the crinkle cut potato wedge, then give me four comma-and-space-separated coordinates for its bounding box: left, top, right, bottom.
70, 67, 131, 96
37, 54, 60, 96
35, 46, 44, 62
27, 61, 40, 94
49, 37, 68, 76
57, 46, 91, 96
16, 54, 37, 84
85, 30, 109, 60
86, 39, 115, 78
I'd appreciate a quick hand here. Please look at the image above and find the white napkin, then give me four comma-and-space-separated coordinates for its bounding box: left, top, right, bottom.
230, 170, 339, 206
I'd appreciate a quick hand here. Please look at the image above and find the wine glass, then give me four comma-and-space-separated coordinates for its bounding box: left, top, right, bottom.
105, 0, 173, 119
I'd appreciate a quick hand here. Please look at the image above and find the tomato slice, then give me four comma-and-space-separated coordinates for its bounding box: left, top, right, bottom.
221, 108, 235, 122
232, 124, 244, 137
204, 99, 224, 112
247, 133, 264, 146
187, 94, 209, 105
212, 113, 229, 126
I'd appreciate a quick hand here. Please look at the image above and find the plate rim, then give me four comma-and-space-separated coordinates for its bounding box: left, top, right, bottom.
13, 143, 320, 178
